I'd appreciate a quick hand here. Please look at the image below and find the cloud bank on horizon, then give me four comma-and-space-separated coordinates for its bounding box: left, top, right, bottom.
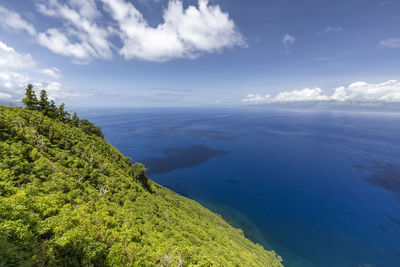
243, 80, 400, 104
0, 0, 244, 63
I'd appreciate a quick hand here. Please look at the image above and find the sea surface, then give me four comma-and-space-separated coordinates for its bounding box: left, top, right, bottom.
82, 107, 400, 267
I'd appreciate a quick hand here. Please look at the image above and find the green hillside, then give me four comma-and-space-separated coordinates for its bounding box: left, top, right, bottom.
0, 105, 282, 266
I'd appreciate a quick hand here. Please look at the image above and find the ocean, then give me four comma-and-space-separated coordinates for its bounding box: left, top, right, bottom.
82, 107, 400, 267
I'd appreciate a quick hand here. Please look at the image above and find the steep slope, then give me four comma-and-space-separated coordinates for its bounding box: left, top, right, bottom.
0, 106, 282, 266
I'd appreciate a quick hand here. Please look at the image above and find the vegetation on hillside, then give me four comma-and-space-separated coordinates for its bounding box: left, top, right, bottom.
22, 84, 104, 138
0, 87, 282, 266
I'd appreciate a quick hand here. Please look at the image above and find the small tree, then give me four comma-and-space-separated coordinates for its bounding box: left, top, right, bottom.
79, 119, 104, 138
57, 103, 70, 122
71, 112, 80, 127
132, 162, 152, 192
22, 84, 38, 110
48, 100, 58, 118
38, 89, 50, 115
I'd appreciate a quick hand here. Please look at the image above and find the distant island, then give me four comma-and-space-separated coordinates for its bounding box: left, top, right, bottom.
0, 85, 282, 266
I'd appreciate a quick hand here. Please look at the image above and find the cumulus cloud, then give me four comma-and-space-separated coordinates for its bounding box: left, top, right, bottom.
275, 88, 329, 102
379, 38, 400, 48
0, 41, 36, 70
0, 71, 30, 93
36, 0, 112, 63
331, 80, 400, 102
243, 80, 400, 103
282, 34, 295, 48
0, 41, 62, 78
1, 0, 244, 63
101, 0, 245, 61
0, 41, 73, 103
0, 5, 36, 35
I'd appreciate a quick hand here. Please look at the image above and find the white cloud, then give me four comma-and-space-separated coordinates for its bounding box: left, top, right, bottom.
0, 72, 73, 103
379, 38, 400, 48
0, 41, 72, 103
0, 41, 37, 70
0, 41, 61, 78
242, 93, 271, 103
101, 0, 245, 61
37, 28, 99, 62
0, 71, 32, 101
36, 0, 112, 62
68, 0, 102, 20
0, 5, 36, 35
275, 88, 329, 102
332, 80, 400, 102
243, 80, 400, 103
41, 67, 61, 79
34, 81, 77, 100
1, 0, 244, 63
282, 34, 295, 48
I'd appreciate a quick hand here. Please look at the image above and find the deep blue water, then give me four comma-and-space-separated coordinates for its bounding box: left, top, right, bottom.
82, 108, 400, 267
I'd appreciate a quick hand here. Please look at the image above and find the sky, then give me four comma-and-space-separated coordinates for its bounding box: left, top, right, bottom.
0, 0, 400, 107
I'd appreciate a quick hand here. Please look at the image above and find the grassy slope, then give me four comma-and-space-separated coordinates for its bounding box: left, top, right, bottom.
0, 106, 282, 266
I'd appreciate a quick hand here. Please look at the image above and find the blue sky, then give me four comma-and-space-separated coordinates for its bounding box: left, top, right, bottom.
0, 0, 400, 107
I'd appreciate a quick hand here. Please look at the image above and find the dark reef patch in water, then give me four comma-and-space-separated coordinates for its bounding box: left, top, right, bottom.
355, 163, 400, 193
140, 145, 228, 175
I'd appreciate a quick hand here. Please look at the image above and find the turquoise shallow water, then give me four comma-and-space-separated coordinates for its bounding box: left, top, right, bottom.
82, 107, 400, 266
